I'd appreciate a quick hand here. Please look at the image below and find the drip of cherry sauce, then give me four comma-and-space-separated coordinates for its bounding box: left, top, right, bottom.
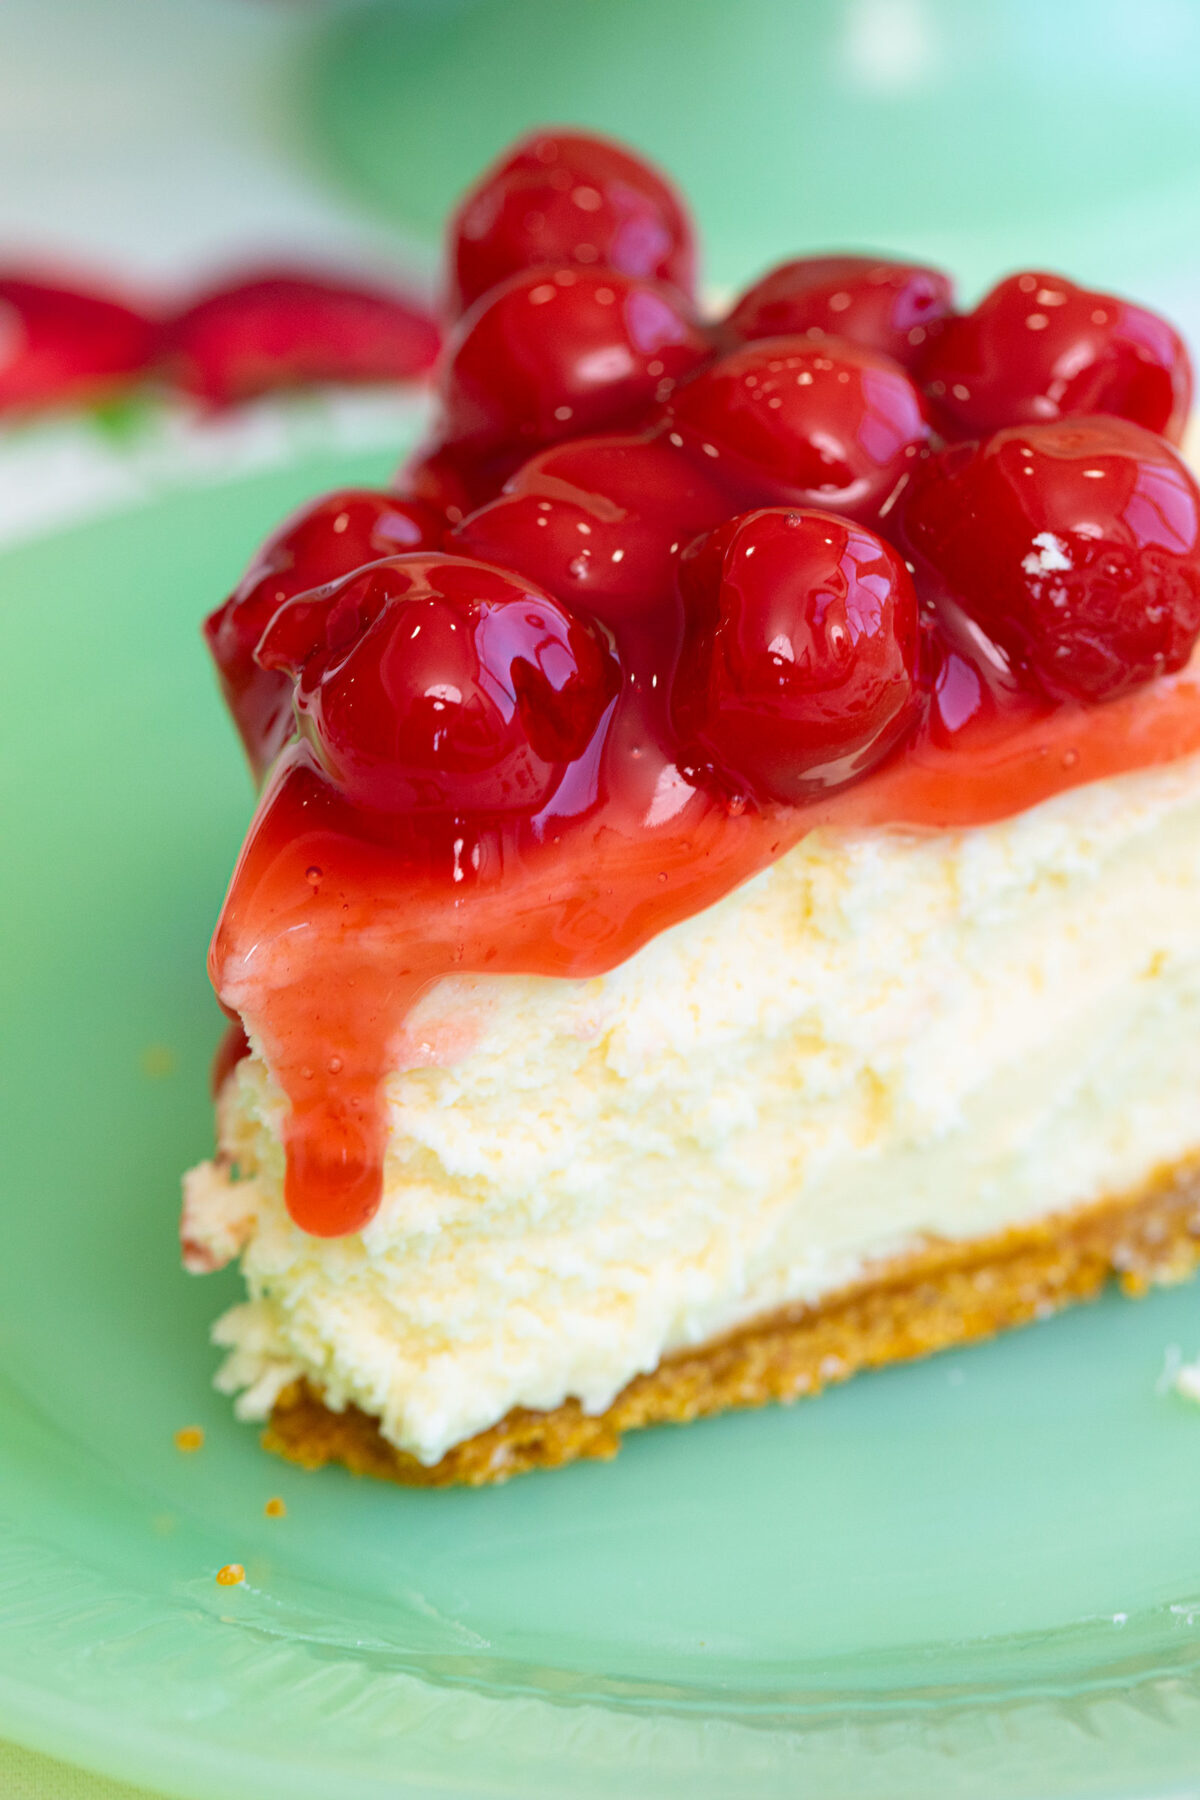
207, 130, 1200, 1240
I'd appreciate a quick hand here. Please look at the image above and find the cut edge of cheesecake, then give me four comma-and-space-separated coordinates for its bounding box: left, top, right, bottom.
263, 1155, 1200, 1487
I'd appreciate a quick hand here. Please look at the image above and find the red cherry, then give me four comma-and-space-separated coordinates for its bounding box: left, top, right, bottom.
920, 600, 1050, 751
674, 507, 921, 802
724, 255, 954, 369
162, 272, 440, 406
899, 417, 1200, 704
447, 129, 696, 317
438, 265, 713, 460
0, 275, 155, 412
917, 271, 1192, 445
663, 335, 929, 524
258, 555, 618, 815
396, 439, 519, 527
450, 430, 733, 631
205, 489, 444, 776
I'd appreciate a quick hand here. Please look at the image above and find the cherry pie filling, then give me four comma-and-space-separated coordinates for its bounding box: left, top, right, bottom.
205, 130, 1200, 1240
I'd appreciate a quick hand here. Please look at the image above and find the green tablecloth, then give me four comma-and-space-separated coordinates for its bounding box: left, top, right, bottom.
0, 1741, 161, 1798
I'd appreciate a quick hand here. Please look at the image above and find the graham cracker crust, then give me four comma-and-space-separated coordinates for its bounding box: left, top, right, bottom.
264, 1162, 1200, 1487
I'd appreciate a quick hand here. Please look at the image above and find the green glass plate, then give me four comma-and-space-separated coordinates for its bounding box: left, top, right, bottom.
308, 0, 1200, 305
7, 440, 1200, 1800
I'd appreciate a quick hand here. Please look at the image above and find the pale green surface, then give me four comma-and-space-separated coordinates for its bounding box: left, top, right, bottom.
9, 455, 1200, 1797
308, 0, 1200, 312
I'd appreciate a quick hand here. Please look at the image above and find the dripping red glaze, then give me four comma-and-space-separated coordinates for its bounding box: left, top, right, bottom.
205, 129, 1200, 1240
211, 542, 1200, 1238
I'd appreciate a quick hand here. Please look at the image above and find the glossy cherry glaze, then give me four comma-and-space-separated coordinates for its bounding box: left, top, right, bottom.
257, 556, 617, 817
438, 264, 712, 461
673, 508, 921, 802
162, 272, 441, 406
0, 275, 156, 412
723, 256, 955, 369
396, 439, 517, 526
213, 534, 1200, 1238
917, 271, 1192, 445
447, 129, 696, 318
662, 334, 930, 524
207, 133, 1200, 1241
449, 429, 734, 631
205, 489, 445, 777
898, 417, 1200, 704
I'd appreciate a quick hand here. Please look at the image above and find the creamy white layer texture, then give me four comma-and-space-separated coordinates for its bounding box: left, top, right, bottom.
183, 751, 1200, 1464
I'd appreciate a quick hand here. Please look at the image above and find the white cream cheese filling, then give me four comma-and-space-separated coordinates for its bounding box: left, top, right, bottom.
183, 750, 1200, 1463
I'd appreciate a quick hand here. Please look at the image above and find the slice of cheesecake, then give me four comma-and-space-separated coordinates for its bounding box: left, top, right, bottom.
183, 130, 1200, 1484
185, 745, 1200, 1482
